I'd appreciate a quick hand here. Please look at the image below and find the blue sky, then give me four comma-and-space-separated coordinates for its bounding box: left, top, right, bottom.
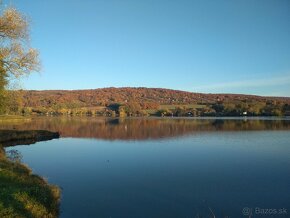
6, 0, 290, 96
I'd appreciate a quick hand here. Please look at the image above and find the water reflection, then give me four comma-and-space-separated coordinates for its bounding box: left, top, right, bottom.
1, 117, 290, 140
3, 117, 290, 217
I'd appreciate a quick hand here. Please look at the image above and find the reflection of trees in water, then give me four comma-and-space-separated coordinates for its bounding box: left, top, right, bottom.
1, 117, 290, 140
6, 150, 23, 163
0, 145, 5, 158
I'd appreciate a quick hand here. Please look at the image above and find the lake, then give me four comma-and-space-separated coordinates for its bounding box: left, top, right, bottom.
3, 117, 290, 218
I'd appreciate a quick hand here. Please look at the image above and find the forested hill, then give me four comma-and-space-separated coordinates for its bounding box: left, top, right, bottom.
22, 87, 290, 108
10, 87, 289, 117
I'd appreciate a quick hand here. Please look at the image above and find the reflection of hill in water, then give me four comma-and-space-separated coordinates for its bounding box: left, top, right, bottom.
1, 117, 290, 141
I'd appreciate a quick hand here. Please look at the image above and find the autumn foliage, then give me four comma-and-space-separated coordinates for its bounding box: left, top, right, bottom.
9, 87, 289, 117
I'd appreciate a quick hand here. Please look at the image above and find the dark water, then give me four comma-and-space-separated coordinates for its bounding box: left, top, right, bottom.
4, 117, 290, 218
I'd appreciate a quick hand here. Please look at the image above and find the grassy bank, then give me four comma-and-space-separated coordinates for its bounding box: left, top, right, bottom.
0, 152, 60, 217
0, 130, 61, 217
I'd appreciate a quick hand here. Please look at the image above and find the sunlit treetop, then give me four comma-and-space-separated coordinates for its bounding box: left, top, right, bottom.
0, 7, 40, 79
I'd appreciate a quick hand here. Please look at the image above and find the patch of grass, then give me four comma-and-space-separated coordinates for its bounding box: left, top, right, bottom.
144, 109, 158, 115
0, 148, 60, 218
0, 115, 31, 124
144, 104, 207, 115
159, 104, 206, 110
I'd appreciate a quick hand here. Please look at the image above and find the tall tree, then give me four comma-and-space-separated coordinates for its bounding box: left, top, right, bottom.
0, 7, 40, 113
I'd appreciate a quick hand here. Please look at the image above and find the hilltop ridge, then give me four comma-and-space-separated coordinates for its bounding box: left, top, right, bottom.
22, 87, 290, 108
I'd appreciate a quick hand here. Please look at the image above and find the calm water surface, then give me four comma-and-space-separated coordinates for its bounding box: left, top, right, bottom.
4, 117, 290, 218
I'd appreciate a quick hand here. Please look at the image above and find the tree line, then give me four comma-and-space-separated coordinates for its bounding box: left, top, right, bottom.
4, 95, 290, 117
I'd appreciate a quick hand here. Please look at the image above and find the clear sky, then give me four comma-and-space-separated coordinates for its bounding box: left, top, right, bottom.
6, 0, 290, 96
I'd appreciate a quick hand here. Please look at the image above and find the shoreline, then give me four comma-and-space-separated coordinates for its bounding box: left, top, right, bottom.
0, 130, 61, 217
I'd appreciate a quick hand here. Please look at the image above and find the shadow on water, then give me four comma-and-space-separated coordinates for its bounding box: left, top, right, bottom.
0, 130, 60, 147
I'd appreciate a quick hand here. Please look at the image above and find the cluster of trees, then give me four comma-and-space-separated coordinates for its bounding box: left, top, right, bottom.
211, 100, 290, 116
9, 97, 290, 117
156, 101, 290, 117
19, 101, 148, 117
0, 6, 39, 114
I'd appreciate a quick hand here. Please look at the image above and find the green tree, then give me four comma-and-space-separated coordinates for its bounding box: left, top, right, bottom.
0, 7, 40, 113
